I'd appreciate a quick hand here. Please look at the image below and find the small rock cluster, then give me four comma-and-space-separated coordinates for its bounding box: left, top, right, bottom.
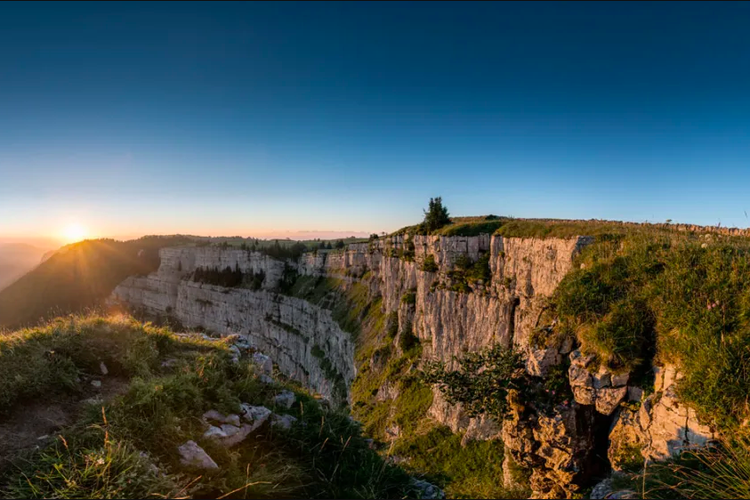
568, 350, 630, 415
171, 337, 299, 470
608, 364, 715, 468
590, 478, 637, 499
408, 478, 446, 499
177, 389, 299, 470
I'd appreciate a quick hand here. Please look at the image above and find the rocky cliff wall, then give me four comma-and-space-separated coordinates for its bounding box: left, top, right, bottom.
110, 248, 352, 402
111, 234, 714, 498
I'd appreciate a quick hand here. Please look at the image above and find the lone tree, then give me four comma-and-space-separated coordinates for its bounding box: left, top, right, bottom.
423, 196, 451, 232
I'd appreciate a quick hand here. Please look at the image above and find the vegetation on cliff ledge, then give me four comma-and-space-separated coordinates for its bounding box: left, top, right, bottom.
539, 231, 750, 430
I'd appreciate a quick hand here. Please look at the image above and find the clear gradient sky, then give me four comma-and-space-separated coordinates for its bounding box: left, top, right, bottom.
2, 2, 750, 242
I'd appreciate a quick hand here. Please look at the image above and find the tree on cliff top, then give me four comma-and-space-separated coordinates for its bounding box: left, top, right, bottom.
423, 196, 451, 233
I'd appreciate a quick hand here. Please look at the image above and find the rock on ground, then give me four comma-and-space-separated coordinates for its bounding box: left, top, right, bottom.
408, 478, 445, 499
178, 440, 219, 470
251, 353, 273, 375
203, 409, 241, 427
590, 479, 638, 500
274, 390, 296, 409
240, 404, 273, 431
201, 406, 273, 448
271, 413, 297, 430
203, 425, 228, 439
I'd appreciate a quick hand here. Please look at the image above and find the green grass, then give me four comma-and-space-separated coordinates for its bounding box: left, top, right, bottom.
435, 220, 504, 237
543, 230, 750, 428
610, 430, 750, 499
391, 215, 506, 237
0, 314, 202, 413
401, 291, 417, 306
391, 378, 433, 436
391, 425, 526, 499
0, 314, 415, 500
2, 433, 183, 499
493, 218, 677, 239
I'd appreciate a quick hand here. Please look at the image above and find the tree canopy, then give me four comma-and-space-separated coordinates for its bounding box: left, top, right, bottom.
423, 197, 451, 233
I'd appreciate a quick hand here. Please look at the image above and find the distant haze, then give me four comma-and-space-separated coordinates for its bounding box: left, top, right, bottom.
0, 241, 54, 291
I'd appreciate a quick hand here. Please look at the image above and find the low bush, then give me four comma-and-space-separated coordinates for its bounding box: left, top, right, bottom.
421, 255, 439, 273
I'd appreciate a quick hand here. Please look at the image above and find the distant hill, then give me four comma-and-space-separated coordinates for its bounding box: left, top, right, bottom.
0, 243, 51, 292
0, 236, 195, 329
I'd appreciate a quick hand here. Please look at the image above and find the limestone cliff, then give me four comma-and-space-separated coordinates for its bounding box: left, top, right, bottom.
110, 233, 714, 498
111, 247, 353, 402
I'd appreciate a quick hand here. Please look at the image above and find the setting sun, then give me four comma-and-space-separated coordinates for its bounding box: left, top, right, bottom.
62, 223, 89, 243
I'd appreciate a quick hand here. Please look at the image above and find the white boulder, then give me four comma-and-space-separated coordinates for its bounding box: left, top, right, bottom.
274, 390, 296, 409
178, 440, 219, 470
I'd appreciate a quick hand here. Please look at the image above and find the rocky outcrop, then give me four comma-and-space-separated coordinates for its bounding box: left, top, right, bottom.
608, 365, 715, 470
569, 350, 629, 416
274, 390, 296, 409
501, 390, 608, 499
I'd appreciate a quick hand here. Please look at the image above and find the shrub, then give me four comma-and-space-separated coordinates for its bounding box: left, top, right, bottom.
423, 197, 451, 233
421, 345, 525, 419
446, 253, 491, 292
385, 312, 399, 343
579, 298, 655, 372
421, 254, 439, 273
398, 319, 420, 355
401, 291, 417, 306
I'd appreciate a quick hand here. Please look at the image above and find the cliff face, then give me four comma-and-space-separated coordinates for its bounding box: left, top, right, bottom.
111, 248, 353, 402
110, 234, 714, 498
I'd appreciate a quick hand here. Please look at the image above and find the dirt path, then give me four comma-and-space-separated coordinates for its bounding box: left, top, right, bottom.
0, 376, 130, 471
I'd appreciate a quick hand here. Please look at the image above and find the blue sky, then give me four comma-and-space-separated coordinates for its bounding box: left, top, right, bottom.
2, 2, 750, 240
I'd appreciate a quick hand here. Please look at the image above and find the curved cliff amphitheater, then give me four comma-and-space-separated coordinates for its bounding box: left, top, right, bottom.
4, 217, 750, 499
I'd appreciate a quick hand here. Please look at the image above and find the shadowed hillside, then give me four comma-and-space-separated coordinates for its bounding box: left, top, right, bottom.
0, 236, 195, 329
0, 243, 51, 292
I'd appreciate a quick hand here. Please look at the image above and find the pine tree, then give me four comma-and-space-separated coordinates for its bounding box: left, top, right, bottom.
423, 196, 451, 233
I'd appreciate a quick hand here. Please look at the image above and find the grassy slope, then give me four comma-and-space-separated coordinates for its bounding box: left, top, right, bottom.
0, 314, 414, 499
0, 236, 195, 329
